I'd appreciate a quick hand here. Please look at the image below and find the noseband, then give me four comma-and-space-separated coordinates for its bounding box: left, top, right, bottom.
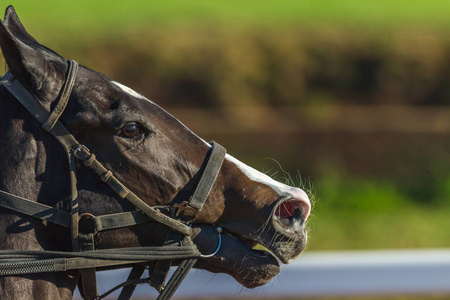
0, 60, 227, 300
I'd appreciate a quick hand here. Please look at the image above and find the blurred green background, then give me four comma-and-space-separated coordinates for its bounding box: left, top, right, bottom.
2, 1, 449, 251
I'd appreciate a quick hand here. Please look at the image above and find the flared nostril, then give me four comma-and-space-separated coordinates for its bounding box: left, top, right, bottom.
273, 191, 311, 234
275, 200, 299, 218
286, 188, 311, 221
274, 199, 309, 225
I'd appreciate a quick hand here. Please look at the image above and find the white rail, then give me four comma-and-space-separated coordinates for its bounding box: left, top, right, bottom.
75, 248, 450, 299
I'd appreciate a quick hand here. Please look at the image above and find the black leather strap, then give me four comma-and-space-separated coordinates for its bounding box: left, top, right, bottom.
78, 232, 98, 300
42, 60, 79, 132
116, 265, 146, 300
0, 244, 200, 276
73, 145, 193, 236
0, 190, 71, 227
188, 142, 226, 212
149, 230, 180, 292
156, 258, 197, 300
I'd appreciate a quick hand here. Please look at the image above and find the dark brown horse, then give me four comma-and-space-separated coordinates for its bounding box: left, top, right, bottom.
0, 6, 310, 300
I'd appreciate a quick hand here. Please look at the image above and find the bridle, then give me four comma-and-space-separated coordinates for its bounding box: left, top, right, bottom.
0, 60, 226, 299
0, 60, 227, 300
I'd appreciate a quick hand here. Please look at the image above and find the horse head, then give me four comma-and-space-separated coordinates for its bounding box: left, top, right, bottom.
0, 5, 310, 297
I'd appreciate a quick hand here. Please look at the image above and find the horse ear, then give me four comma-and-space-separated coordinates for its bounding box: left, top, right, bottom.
0, 6, 66, 104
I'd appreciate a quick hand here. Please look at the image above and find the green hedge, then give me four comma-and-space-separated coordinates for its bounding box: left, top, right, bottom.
2, 2, 449, 250
3, 2, 449, 107
42, 26, 449, 108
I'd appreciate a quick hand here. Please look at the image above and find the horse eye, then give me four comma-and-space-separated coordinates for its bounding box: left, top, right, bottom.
122, 124, 144, 138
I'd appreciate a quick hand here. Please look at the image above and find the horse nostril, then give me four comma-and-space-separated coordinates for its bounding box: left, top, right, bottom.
274, 198, 310, 230
275, 200, 299, 218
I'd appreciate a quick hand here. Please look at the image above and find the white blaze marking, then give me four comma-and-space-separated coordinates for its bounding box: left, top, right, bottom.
112, 81, 151, 102
226, 155, 289, 193
226, 154, 311, 217
226, 154, 285, 188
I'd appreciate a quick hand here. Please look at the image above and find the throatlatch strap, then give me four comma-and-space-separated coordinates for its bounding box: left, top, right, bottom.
1, 70, 80, 151
0, 190, 71, 227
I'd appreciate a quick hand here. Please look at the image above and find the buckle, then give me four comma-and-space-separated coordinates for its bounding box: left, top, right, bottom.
78, 213, 97, 235
173, 201, 199, 222
73, 144, 97, 167
73, 144, 90, 159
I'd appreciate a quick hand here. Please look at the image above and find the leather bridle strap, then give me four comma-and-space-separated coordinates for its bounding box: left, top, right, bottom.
188, 142, 226, 213
0, 190, 156, 234
1, 69, 193, 237
1, 65, 82, 255
148, 142, 226, 298
1, 60, 228, 300
0, 243, 200, 275
0, 190, 71, 227
3, 64, 191, 299
42, 60, 79, 132
73, 145, 193, 236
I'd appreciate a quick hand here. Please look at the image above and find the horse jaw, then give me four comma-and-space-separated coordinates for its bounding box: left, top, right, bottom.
191, 225, 281, 288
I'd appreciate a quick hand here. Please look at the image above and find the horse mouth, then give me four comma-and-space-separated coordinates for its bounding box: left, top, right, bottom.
192, 225, 305, 288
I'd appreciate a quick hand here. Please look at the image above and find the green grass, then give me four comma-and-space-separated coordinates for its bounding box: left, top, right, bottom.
309, 206, 450, 250
307, 176, 450, 251
6, 0, 450, 37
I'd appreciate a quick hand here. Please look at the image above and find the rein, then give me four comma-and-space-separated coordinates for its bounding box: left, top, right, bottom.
0, 60, 227, 300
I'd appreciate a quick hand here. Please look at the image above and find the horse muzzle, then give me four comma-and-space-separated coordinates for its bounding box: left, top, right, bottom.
191, 224, 281, 288
190, 188, 310, 287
